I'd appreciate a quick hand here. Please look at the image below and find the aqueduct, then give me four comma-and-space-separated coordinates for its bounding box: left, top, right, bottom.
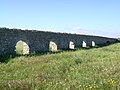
0, 28, 117, 55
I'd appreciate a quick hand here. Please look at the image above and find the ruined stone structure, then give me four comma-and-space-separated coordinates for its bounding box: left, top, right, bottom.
0, 28, 117, 56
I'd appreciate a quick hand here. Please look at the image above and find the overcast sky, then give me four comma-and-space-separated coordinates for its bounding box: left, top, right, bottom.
0, 0, 120, 38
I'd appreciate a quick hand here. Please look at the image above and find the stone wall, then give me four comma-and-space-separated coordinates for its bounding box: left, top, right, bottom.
0, 28, 117, 55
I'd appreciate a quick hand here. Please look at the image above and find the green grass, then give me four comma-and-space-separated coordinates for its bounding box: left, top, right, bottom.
0, 43, 120, 90
15, 40, 24, 55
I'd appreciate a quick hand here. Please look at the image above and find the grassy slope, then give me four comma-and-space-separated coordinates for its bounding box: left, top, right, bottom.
0, 43, 120, 90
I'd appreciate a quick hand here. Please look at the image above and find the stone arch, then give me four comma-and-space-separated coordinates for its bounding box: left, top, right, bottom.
15, 40, 30, 54
49, 41, 57, 52
82, 41, 87, 47
69, 41, 75, 49
92, 41, 95, 47
106, 41, 110, 44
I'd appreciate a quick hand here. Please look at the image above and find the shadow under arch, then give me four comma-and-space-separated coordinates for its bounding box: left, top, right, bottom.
15, 40, 30, 55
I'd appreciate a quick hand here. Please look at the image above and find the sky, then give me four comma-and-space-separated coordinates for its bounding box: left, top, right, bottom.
0, 0, 120, 38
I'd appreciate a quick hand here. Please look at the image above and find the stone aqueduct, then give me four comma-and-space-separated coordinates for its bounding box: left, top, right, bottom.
0, 28, 117, 56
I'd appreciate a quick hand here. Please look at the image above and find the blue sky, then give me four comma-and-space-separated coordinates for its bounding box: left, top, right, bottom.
0, 0, 120, 38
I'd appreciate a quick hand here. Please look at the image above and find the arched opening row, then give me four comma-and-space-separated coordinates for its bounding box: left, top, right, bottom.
15, 40, 96, 54
82, 41, 96, 47
49, 40, 96, 52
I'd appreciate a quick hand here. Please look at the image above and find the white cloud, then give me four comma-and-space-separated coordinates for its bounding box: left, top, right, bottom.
64, 27, 119, 38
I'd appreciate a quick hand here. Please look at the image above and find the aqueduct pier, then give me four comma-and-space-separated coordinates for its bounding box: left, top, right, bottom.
0, 28, 117, 55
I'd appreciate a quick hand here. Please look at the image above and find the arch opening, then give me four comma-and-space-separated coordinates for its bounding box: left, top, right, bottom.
69, 41, 75, 49
82, 41, 87, 47
92, 41, 95, 47
15, 40, 29, 55
49, 41, 57, 52
106, 41, 110, 44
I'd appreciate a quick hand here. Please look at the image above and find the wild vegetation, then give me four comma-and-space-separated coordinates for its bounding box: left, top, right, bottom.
0, 42, 120, 90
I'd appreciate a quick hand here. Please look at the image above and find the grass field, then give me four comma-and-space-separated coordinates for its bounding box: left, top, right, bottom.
0, 43, 120, 90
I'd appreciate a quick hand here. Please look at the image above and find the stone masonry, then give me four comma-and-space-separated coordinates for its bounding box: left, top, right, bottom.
0, 27, 117, 56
